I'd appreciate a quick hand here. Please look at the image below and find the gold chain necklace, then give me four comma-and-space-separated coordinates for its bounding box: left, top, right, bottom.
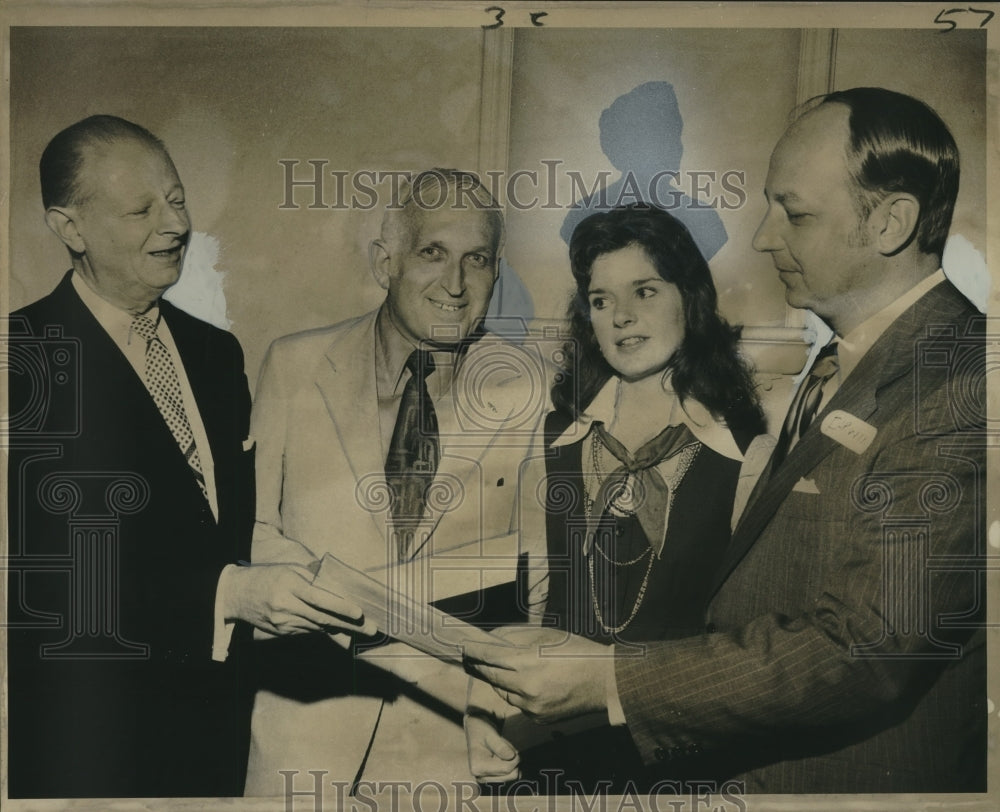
585, 430, 656, 633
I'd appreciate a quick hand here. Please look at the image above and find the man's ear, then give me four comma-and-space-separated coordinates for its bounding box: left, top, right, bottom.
44, 207, 86, 254
369, 239, 392, 290
874, 193, 920, 256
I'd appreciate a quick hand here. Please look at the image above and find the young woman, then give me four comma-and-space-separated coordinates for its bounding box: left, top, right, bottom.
467, 203, 766, 791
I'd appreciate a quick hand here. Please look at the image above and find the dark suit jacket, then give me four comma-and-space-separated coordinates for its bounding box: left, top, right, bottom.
614, 281, 986, 793
7, 271, 255, 798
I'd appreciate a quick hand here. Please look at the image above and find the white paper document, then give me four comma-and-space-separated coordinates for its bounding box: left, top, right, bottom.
313, 552, 499, 666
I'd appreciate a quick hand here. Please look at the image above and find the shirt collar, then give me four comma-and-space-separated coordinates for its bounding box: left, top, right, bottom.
374, 305, 460, 398
552, 375, 744, 461
836, 269, 945, 382
72, 271, 160, 348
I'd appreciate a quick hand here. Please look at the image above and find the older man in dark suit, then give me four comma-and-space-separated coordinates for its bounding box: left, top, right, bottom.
466, 87, 986, 793
6, 115, 369, 798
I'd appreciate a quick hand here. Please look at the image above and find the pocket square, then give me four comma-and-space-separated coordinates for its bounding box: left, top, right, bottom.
793, 477, 820, 494
242, 436, 256, 452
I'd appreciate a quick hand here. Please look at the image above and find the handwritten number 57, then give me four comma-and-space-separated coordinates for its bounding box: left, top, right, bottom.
934, 7, 995, 31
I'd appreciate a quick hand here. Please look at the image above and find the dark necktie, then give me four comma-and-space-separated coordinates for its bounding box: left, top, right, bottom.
131, 314, 209, 503
385, 349, 440, 561
771, 342, 839, 471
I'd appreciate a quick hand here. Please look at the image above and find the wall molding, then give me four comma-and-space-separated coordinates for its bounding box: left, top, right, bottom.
477, 26, 515, 180
777, 28, 839, 331
797, 28, 838, 106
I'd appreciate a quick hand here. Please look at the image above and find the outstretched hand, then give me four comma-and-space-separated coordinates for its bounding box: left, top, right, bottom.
466, 668, 520, 782
465, 713, 520, 783
464, 626, 613, 725
224, 563, 378, 637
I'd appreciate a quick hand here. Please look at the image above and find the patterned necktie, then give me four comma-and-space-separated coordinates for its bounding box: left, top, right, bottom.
131, 314, 209, 502
385, 349, 440, 562
771, 342, 839, 472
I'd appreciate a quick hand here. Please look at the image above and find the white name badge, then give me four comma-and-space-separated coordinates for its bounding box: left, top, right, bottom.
821, 410, 877, 455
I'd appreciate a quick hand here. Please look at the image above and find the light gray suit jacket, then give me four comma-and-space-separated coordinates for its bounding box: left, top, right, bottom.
245, 309, 548, 793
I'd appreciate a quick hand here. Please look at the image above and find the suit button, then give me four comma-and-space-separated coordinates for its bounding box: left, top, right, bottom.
654, 747, 668, 761
705, 622, 717, 634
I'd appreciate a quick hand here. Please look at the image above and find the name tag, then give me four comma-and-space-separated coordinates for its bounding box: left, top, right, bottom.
821, 410, 876, 455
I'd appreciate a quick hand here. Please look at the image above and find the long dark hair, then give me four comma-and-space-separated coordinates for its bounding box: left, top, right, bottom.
551, 203, 765, 436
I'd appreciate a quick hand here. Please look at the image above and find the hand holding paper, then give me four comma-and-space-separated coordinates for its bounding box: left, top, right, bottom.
312, 551, 500, 664
463, 626, 613, 725
224, 562, 377, 636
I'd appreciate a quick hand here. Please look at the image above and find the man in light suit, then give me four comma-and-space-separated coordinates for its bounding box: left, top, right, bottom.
245, 169, 548, 793
466, 88, 986, 793
6, 115, 364, 798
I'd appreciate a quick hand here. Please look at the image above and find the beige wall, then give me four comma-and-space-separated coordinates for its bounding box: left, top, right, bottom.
504, 28, 802, 330
503, 27, 986, 329
10, 27, 487, 379
8, 27, 986, 385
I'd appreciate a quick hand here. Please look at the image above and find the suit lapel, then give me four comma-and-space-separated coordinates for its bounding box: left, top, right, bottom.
45, 276, 211, 517
409, 336, 525, 555
50, 273, 143, 391
712, 282, 968, 598
160, 302, 226, 460
314, 312, 390, 543
55, 277, 188, 463
162, 302, 245, 526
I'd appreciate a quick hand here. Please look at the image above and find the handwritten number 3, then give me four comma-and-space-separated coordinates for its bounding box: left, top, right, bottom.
483, 6, 505, 29
483, 7, 548, 28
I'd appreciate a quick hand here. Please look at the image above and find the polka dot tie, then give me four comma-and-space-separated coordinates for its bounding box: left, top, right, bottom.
131, 314, 209, 503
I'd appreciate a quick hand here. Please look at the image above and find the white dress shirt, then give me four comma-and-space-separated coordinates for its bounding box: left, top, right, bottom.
809, 269, 947, 419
